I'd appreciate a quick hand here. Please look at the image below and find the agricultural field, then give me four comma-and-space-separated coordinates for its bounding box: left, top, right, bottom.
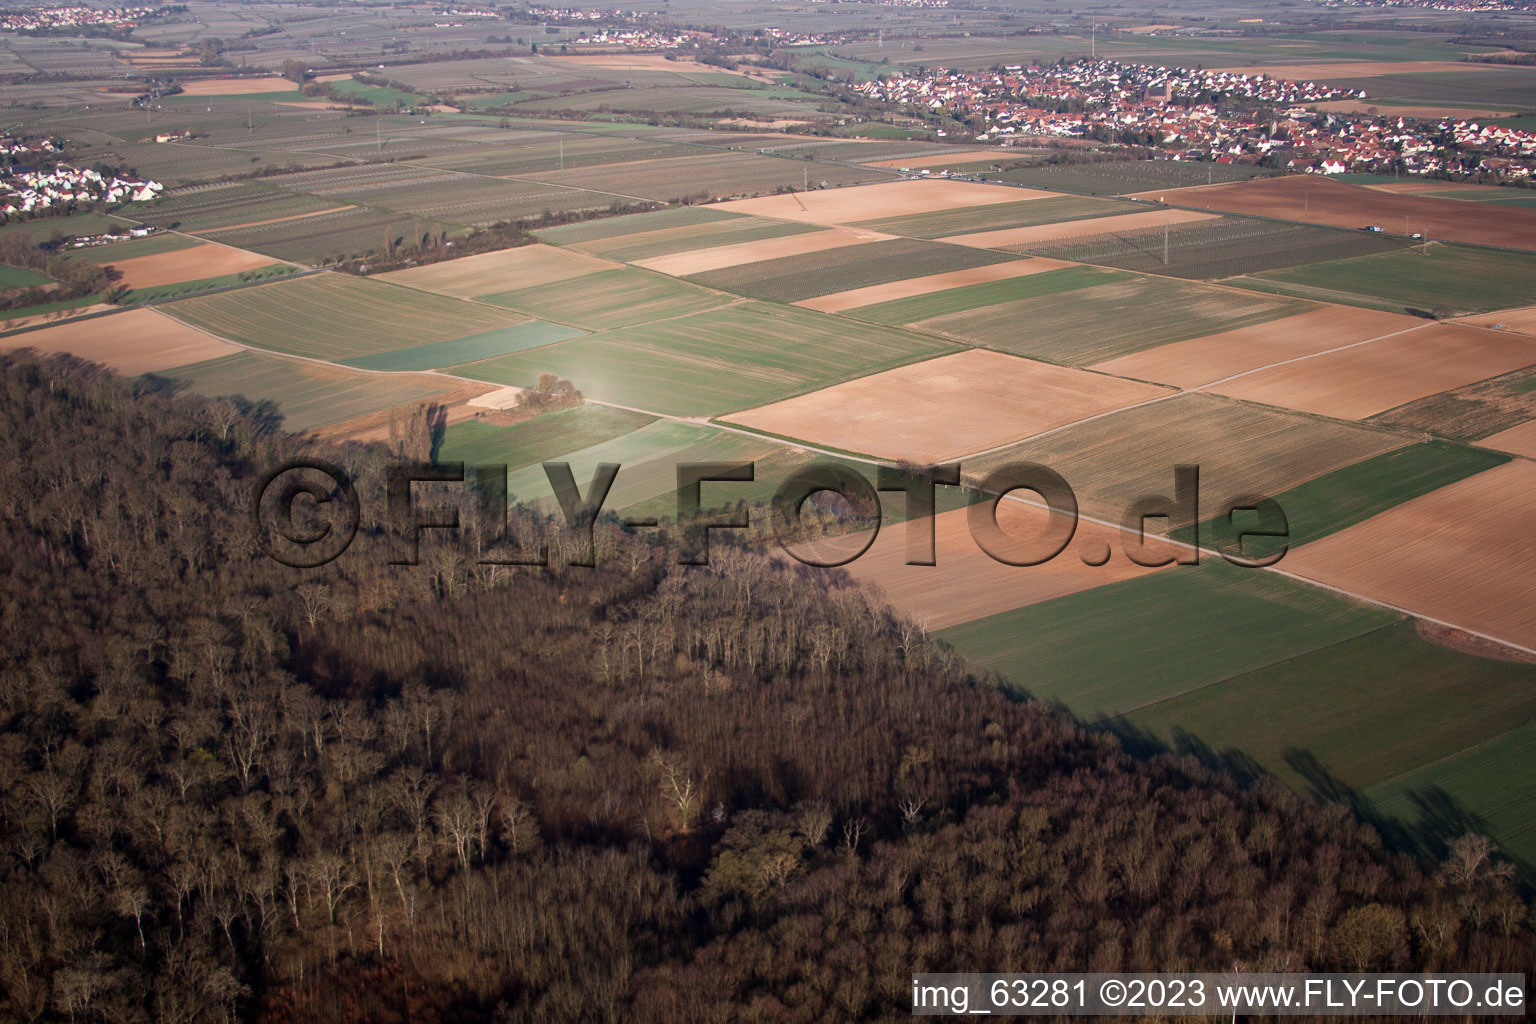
196, 206, 453, 266
1210, 323, 1536, 421
1230, 245, 1536, 316
1094, 305, 1421, 389
531, 152, 883, 202
162, 273, 527, 360
632, 226, 892, 277
798, 258, 1077, 315
1283, 460, 1536, 651
481, 267, 733, 330
1365, 717, 1536, 870
155, 349, 479, 434
827, 503, 1176, 631
495, 419, 783, 516
684, 238, 1019, 303
909, 274, 1312, 365
837, 264, 1117, 325
1480, 418, 1536, 458
0, 266, 51, 288
1465, 304, 1536, 340
0, 308, 239, 375
846, 195, 1128, 239
961, 392, 1408, 525
414, 136, 712, 177
343, 321, 587, 372
456, 301, 955, 417
712, 179, 1043, 226
1369, 365, 1536, 442
1019, 217, 1412, 280
992, 160, 1276, 196
57, 233, 201, 265
939, 209, 1221, 251
376, 244, 616, 298
102, 242, 281, 292
559, 216, 819, 264
534, 206, 738, 246
133, 183, 349, 233
937, 560, 1399, 719
725, 348, 1169, 463
1149, 175, 1536, 252
438, 404, 658, 470
1174, 441, 1511, 563
1127, 620, 1536, 812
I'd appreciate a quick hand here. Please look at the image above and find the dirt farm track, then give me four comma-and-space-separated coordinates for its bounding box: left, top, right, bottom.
1142, 176, 1536, 251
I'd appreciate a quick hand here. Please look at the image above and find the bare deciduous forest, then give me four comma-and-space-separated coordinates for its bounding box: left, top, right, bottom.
0, 353, 1529, 1023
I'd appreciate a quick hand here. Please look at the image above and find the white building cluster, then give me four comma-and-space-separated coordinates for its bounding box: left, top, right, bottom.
0, 5, 169, 31
1, 165, 163, 218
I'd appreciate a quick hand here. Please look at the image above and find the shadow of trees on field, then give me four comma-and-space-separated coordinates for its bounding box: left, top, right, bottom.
980, 686, 1536, 893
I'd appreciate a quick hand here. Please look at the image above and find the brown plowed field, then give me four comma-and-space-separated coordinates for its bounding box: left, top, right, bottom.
796, 257, 1076, 313
724, 348, 1172, 463
0, 307, 240, 374
1093, 304, 1422, 388
179, 76, 300, 96
1209, 323, 1536, 420
633, 226, 892, 276
1284, 460, 1536, 651
107, 243, 279, 290
711, 179, 1046, 226
1140, 175, 1536, 251
938, 209, 1219, 249
1464, 304, 1536, 339
377, 244, 616, 298
807, 503, 1175, 630
1479, 418, 1536, 457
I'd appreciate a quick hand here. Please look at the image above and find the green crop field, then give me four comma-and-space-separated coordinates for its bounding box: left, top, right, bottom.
1128, 621, 1536, 797
119, 264, 302, 304
992, 160, 1276, 196
532, 152, 882, 202
1020, 218, 1410, 280
457, 301, 956, 416
844, 265, 1119, 324
198, 206, 456, 265
1365, 719, 1536, 872
343, 320, 587, 371
963, 392, 1407, 524
686, 239, 1019, 303
847, 195, 1129, 239
1173, 441, 1511, 562
136, 183, 345, 232
417, 137, 713, 177
155, 350, 465, 432
1229, 245, 1536, 316
437, 405, 657, 471
0, 265, 53, 288
0, 212, 118, 242
565, 217, 818, 263
937, 561, 1399, 719
914, 274, 1311, 364
536, 206, 739, 245
164, 274, 526, 360
58, 233, 202, 264
498, 419, 780, 514
1371, 366, 1536, 440
481, 267, 734, 330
